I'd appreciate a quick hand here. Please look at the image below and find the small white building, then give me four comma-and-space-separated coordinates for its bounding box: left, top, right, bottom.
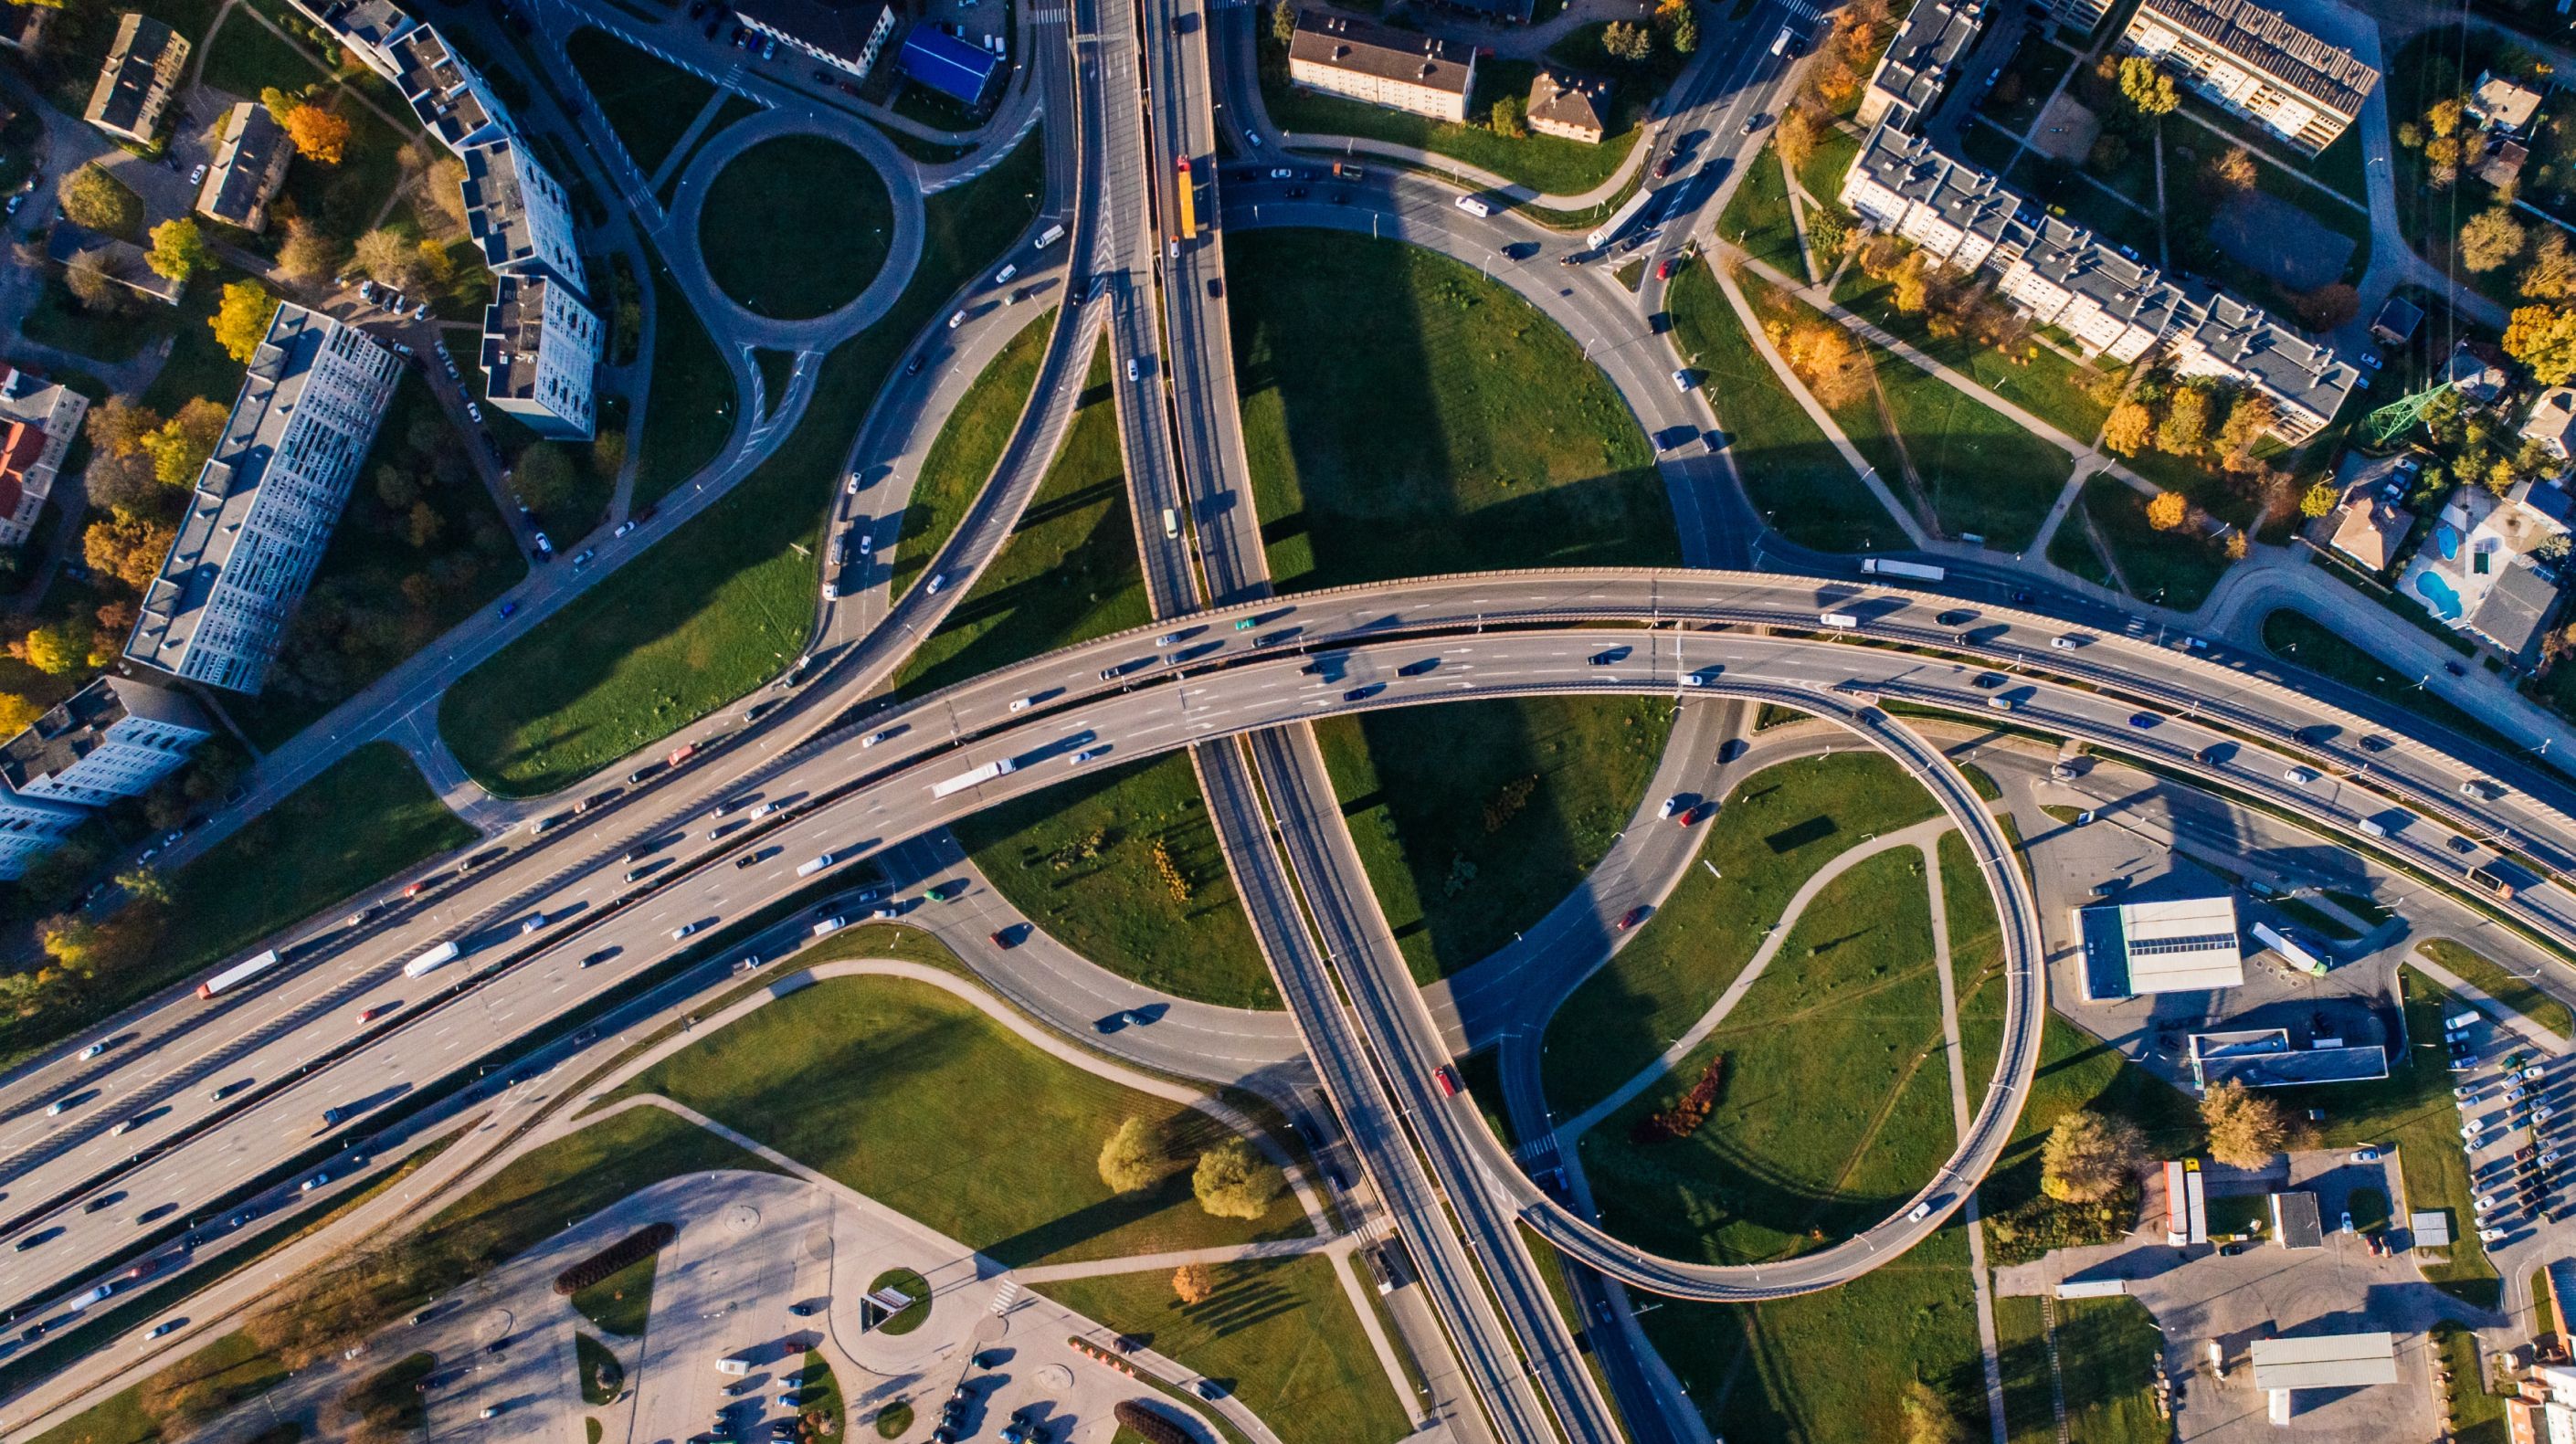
2076, 892, 2244, 999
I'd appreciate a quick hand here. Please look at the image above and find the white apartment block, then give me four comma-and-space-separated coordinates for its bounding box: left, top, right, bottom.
1858, 0, 1986, 132
2119, 0, 2376, 155
482, 274, 603, 438
0, 678, 212, 809
290, 0, 418, 81
1842, 127, 2358, 440
1287, 12, 1476, 124
390, 21, 514, 156
126, 305, 404, 695
0, 367, 91, 549
459, 135, 586, 297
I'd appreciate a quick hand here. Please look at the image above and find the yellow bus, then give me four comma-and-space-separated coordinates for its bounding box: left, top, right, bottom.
1176, 155, 1198, 241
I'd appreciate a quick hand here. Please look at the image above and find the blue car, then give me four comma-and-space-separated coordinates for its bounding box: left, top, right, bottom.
499, 600, 518, 620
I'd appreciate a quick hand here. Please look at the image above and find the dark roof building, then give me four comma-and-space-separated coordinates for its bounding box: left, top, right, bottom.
1858, 0, 1986, 132
84, 13, 189, 145
2370, 295, 2423, 345
1526, 69, 1611, 144
1287, 12, 1477, 124
2119, 0, 2377, 154
735, 0, 897, 79
2468, 556, 2566, 662
0, 2, 55, 54
2269, 1190, 2324, 1249
196, 102, 294, 233
0, 677, 211, 808
898, 26, 1001, 106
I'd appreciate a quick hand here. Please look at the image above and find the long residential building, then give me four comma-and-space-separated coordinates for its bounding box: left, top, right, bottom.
84, 13, 188, 145
0, 366, 91, 548
482, 273, 603, 438
0, 678, 211, 809
390, 20, 513, 155
1841, 126, 2359, 439
126, 305, 404, 695
1287, 11, 1476, 123
2117, 0, 2376, 155
196, 102, 294, 233
459, 134, 586, 296
290, 0, 418, 80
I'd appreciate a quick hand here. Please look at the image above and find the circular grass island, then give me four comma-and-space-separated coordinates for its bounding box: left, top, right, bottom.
868, 1266, 932, 1335
699, 135, 893, 320
874, 1401, 913, 1439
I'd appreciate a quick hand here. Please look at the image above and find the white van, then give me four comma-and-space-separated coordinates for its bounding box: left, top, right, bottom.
1035, 223, 1066, 248
1454, 195, 1492, 218
812, 916, 846, 937
797, 852, 835, 878
1770, 26, 1791, 55
2358, 817, 2387, 838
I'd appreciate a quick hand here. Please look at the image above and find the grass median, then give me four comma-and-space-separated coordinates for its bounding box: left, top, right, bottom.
2260, 608, 2525, 759
630, 260, 738, 508
699, 136, 894, 321
887, 308, 1054, 604
1994, 1294, 2165, 1444
2418, 939, 2574, 1038
1033, 1253, 1409, 1444
565, 27, 715, 174
1542, 753, 1943, 1117
620, 973, 1308, 1265
440, 133, 1045, 795
25, 1331, 285, 1444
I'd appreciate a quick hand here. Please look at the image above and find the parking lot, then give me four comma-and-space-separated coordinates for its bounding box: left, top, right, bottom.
2452, 1009, 2571, 1246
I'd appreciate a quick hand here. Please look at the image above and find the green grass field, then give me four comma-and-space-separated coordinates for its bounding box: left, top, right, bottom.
698, 136, 894, 320
955, 752, 1274, 1010
894, 350, 1145, 696
1719, 144, 1805, 282
577, 1333, 624, 1405
888, 309, 1053, 603
621, 974, 1309, 1265
1993, 1295, 2166, 1444
1580, 849, 1953, 1263
26, 1332, 285, 1444
2077, 474, 2234, 611
1542, 753, 1943, 1117
2419, 939, 2573, 1038
201, 3, 324, 100
1666, 258, 1895, 552
630, 261, 738, 507
1315, 695, 1674, 983
440, 135, 1044, 794
1975, 1008, 2204, 1266
1830, 268, 2114, 447
2260, 608, 2525, 758
1230, 229, 1675, 590
1642, 1227, 1991, 1444
569, 1253, 657, 1337
1034, 1255, 1411, 1444
565, 27, 716, 174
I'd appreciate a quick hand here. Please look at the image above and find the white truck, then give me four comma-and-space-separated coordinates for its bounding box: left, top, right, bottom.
1861, 557, 1946, 582
1819, 612, 1860, 629
931, 758, 1019, 799
403, 940, 461, 978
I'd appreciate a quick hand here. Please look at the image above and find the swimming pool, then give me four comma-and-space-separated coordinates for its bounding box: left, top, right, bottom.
2416, 570, 2465, 620
2437, 523, 2462, 560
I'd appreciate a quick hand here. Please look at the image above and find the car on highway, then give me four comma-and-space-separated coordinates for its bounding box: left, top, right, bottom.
2284, 767, 2316, 785
1434, 1065, 1463, 1097
672, 922, 702, 940
1072, 746, 1109, 764
1657, 796, 1680, 819
1614, 906, 1647, 932
148, 1320, 182, 1339
354, 1005, 393, 1027
2127, 712, 2159, 729
79, 1040, 108, 1059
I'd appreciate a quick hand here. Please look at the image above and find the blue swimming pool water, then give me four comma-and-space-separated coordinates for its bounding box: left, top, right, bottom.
2437, 523, 2462, 560
2416, 571, 2465, 620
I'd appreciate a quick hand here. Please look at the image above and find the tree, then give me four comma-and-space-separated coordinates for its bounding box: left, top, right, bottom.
2428, 96, 2463, 139
1889, 251, 1934, 314
61, 248, 126, 311
2523, 229, 2576, 301
116, 867, 171, 904
59, 163, 141, 237
141, 398, 229, 487
0, 693, 37, 735
2460, 207, 2528, 273
1671, 10, 1697, 53
85, 511, 177, 590
2102, 400, 2152, 457
353, 228, 426, 291
1602, 20, 1653, 62
1171, 1263, 1214, 1304
2291, 282, 2360, 332
1489, 93, 1526, 140
283, 103, 352, 164
2505, 304, 2576, 385
1900, 1381, 1964, 1444
2088, 132, 2130, 174
2216, 392, 2277, 462
1270, 0, 1296, 46
1775, 105, 1824, 172
2039, 1109, 2144, 1203
145, 217, 211, 283
2157, 385, 2213, 456
2210, 146, 2258, 193
425, 156, 470, 232
259, 86, 301, 126
277, 216, 342, 286
21, 618, 87, 675
514, 442, 585, 514
37, 913, 100, 971
2201, 1079, 2291, 1166
591, 428, 628, 481
2145, 490, 2188, 531
2117, 57, 2178, 117
87, 396, 163, 458
1191, 1137, 1275, 1219
1779, 318, 1870, 409
1097, 1117, 1160, 1194
211, 280, 279, 363
2300, 480, 2338, 518
85, 449, 161, 515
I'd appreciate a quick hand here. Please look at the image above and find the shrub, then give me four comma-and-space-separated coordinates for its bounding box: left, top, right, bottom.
1631, 1055, 1724, 1143
553, 1221, 674, 1295
1114, 1400, 1192, 1444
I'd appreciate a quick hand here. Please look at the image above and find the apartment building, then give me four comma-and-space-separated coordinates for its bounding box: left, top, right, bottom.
84, 13, 188, 145
290, 0, 418, 80
0, 787, 87, 880
196, 102, 294, 233
482, 273, 603, 438
391, 21, 514, 156
2118, 0, 2376, 155
1288, 12, 1476, 124
1858, 0, 1987, 131
126, 305, 404, 695
459, 135, 586, 295
2050, 0, 2114, 32
0, 678, 212, 809
1526, 70, 1611, 145
1842, 127, 2358, 440
0, 366, 91, 549
734, 0, 896, 80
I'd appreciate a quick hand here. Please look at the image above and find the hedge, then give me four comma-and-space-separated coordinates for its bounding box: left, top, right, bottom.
553, 1221, 675, 1295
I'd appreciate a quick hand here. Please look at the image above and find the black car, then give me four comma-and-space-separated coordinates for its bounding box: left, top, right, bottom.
905, 354, 925, 375
1285, 186, 1307, 199
734, 855, 757, 870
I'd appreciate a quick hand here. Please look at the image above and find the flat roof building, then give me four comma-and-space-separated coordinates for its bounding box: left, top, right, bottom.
0, 366, 90, 549
1526, 69, 1612, 145
85, 13, 188, 145
735, 0, 896, 80
2269, 1189, 2323, 1249
2076, 892, 2243, 999
391, 22, 513, 156
126, 304, 404, 695
1859, 0, 1987, 132
0, 785, 89, 880
288, 0, 418, 81
898, 26, 1001, 107
2246, 1333, 2400, 1392
196, 102, 294, 234
481, 273, 602, 439
1288, 12, 1476, 125
2118, 0, 2377, 155
459, 135, 586, 297
2469, 69, 2545, 135
0, 677, 211, 808
2190, 1028, 2391, 1088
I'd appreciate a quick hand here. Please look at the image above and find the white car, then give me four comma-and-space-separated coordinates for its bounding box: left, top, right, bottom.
2544, 1151, 2563, 1167
846, 473, 862, 495
926, 573, 948, 594
614, 521, 636, 539
187, 163, 206, 186
1906, 1201, 1932, 1222
465, 400, 483, 424
995, 263, 1019, 285
2508, 1087, 2529, 1103
1008, 697, 1032, 712
2528, 1065, 2549, 1080
862, 731, 892, 749
947, 310, 966, 330
1656, 796, 1679, 819
1671, 368, 1693, 393
2480, 1227, 2508, 1242
672, 922, 701, 940
2476, 1193, 2500, 1212
822, 582, 838, 601
2539, 1106, 2558, 1123
79, 1041, 105, 1060
2456, 1084, 2482, 1101
2349, 1146, 2381, 1164
2284, 767, 2315, 785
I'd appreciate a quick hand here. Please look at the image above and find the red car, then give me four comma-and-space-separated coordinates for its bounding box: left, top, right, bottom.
990, 930, 1019, 950
1434, 1066, 1463, 1098
1614, 907, 1648, 932
401, 880, 426, 900
354, 1004, 395, 1028
1653, 156, 1676, 179
1656, 256, 1677, 281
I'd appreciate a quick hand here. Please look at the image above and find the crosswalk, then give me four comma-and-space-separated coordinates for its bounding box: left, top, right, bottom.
990, 1278, 1023, 1315
1779, 0, 1825, 20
